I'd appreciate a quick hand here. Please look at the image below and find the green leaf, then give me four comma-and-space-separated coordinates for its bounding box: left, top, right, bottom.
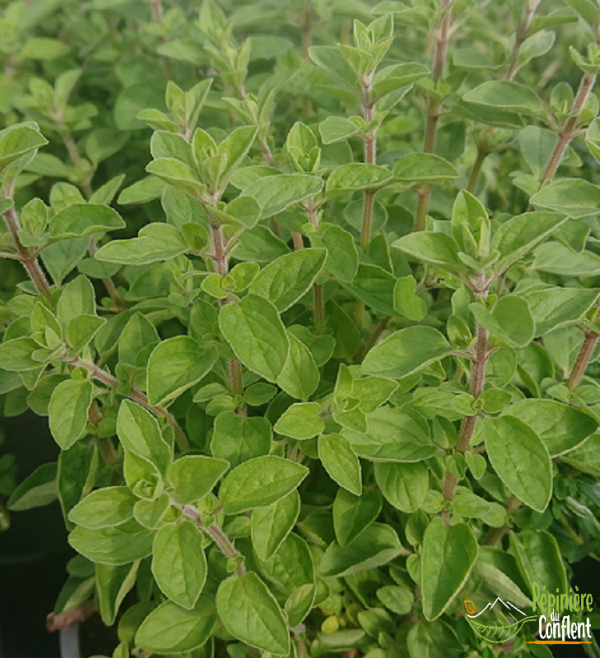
0, 337, 41, 371
312, 224, 358, 282
217, 126, 258, 188
518, 283, 599, 335
48, 379, 93, 449
219, 456, 309, 514
147, 337, 217, 406
167, 455, 229, 504
510, 530, 567, 597
7, 462, 57, 511
372, 62, 430, 100
483, 416, 553, 512
219, 294, 289, 382
66, 315, 106, 352
286, 584, 317, 627
503, 399, 596, 456
251, 490, 300, 562
68, 520, 154, 565
374, 461, 428, 512
451, 190, 490, 258
333, 488, 382, 547
318, 434, 362, 495
564, 0, 600, 30
277, 332, 320, 400
463, 81, 543, 115
320, 523, 403, 577
152, 521, 207, 609
393, 153, 459, 184
475, 548, 532, 609
210, 412, 272, 467
57, 275, 96, 327
407, 620, 463, 658
216, 572, 290, 656
0, 123, 48, 169
394, 275, 427, 321
116, 400, 172, 474
562, 434, 600, 474
95, 224, 188, 265
258, 532, 314, 596
530, 179, 600, 218
68, 486, 137, 529
95, 562, 140, 626
118, 313, 159, 365
49, 204, 125, 238
146, 158, 206, 198
250, 248, 326, 311
470, 296, 535, 348
241, 174, 323, 217
344, 408, 437, 462
341, 263, 396, 315
533, 241, 600, 276
319, 116, 366, 144
421, 517, 478, 621
118, 177, 167, 205
211, 196, 262, 229
362, 327, 453, 379
274, 402, 324, 440
377, 585, 414, 615
135, 597, 216, 655
392, 232, 462, 273
326, 163, 392, 194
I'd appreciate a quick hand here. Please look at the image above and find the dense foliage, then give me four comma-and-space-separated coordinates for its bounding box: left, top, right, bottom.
1, 0, 600, 656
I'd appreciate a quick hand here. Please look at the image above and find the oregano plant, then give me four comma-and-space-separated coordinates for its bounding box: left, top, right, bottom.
1, 0, 600, 657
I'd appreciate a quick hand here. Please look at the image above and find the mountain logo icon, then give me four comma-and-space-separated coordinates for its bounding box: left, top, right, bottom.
464, 598, 537, 644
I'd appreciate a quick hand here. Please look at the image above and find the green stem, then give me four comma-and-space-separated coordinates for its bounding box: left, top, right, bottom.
209, 220, 247, 412
306, 201, 324, 332
442, 321, 489, 506
179, 503, 246, 576
539, 70, 598, 184
466, 0, 541, 193
567, 325, 599, 391
414, 0, 453, 232
71, 357, 190, 453
2, 206, 52, 299
467, 146, 487, 194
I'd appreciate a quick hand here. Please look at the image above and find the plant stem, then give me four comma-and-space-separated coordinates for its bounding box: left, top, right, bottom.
302, 2, 313, 117
539, 70, 598, 183
504, 0, 542, 81
71, 356, 190, 452
414, 0, 453, 232
55, 116, 93, 199
361, 190, 375, 252
360, 97, 377, 249
443, 321, 489, 505
209, 219, 247, 410
567, 325, 599, 391
466, 0, 541, 193
538, 53, 600, 390
363, 315, 390, 356
2, 206, 52, 299
306, 201, 324, 332
467, 146, 487, 194
88, 237, 125, 312
148, 0, 173, 79
179, 503, 246, 576
89, 400, 119, 466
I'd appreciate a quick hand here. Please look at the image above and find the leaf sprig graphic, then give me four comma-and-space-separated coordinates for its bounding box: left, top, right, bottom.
466, 615, 538, 644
